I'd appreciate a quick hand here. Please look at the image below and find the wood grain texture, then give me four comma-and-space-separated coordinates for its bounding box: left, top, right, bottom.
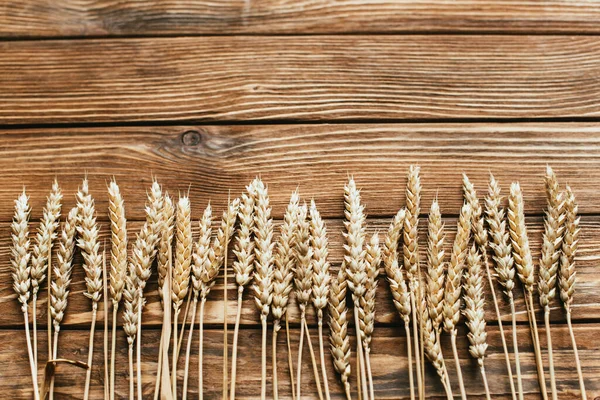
2, 36, 600, 124
1, 124, 600, 221
2, 216, 598, 329
2, 1, 600, 37
1, 324, 598, 399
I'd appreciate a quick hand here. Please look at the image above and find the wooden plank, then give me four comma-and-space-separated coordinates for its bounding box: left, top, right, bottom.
2, 36, 600, 124
1, 324, 598, 399
1, 216, 599, 329
2, 124, 600, 221
2, 1, 600, 37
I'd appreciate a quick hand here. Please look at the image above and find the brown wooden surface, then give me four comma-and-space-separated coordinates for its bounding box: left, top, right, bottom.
1, 1, 600, 37
2, 36, 600, 124
1, 124, 600, 220
1, 1, 599, 399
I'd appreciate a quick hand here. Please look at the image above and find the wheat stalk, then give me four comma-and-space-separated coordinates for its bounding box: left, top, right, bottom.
537, 166, 565, 400
170, 195, 192, 400
271, 190, 299, 400
230, 184, 257, 399
130, 180, 163, 400
360, 233, 380, 400
153, 193, 175, 400
75, 178, 103, 400
508, 182, 548, 400
343, 177, 369, 400
463, 245, 491, 400
11, 190, 39, 400
403, 165, 423, 400
484, 173, 523, 400
463, 174, 516, 400
30, 180, 62, 370
185, 204, 212, 400
559, 186, 586, 399
442, 201, 471, 400
310, 199, 332, 400
252, 177, 274, 400
48, 206, 78, 398
424, 200, 453, 396
383, 208, 414, 400
105, 179, 128, 400
329, 265, 352, 400
294, 202, 324, 400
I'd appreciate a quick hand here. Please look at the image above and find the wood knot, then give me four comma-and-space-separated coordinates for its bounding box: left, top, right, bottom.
181, 130, 202, 146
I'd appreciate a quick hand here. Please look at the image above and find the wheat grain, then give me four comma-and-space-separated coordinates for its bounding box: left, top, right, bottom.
50, 206, 78, 332
157, 194, 175, 305
309, 199, 332, 400
403, 165, 423, 400
463, 174, 516, 400
76, 178, 103, 400
442, 201, 471, 400
463, 244, 491, 400
383, 208, 414, 400
360, 233, 380, 400
559, 186, 586, 399
508, 182, 548, 400
343, 176, 369, 399
252, 177, 274, 400
11, 190, 39, 399
426, 200, 445, 333
328, 267, 352, 400
228, 184, 258, 398
271, 190, 300, 400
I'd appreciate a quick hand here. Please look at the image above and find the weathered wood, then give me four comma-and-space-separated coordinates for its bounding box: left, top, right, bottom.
1, 1, 600, 37
2, 216, 598, 328
2, 124, 600, 220
2, 36, 600, 124
1, 324, 597, 399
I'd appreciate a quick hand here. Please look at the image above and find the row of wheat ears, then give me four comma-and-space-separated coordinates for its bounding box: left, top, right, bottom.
9, 167, 585, 400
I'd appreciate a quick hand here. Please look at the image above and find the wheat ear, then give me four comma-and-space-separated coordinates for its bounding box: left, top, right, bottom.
463, 174, 516, 400
383, 209, 414, 400
559, 186, 586, 399
11, 190, 39, 400
229, 185, 257, 399
153, 193, 175, 400
309, 199, 332, 400
508, 182, 548, 399
424, 200, 452, 396
131, 180, 163, 400
422, 304, 452, 400
538, 166, 565, 400
105, 179, 128, 400
343, 177, 369, 400
294, 202, 324, 400
272, 190, 299, 400
252, 178, 275, 400
48, 206, 78, 397
485, 174, 523, 400
442, 201, 471, 400
329, 265, 352, 400
360, 233, 380, 400
170, 195, 192, 400
463, 245, 491, 400
403, 165, 423, 400
76, 178, 103, 400
30, 180, 62, 370
123, 263, 139, 400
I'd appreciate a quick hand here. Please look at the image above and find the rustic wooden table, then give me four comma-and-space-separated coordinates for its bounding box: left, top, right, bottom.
1, 1, 599, 399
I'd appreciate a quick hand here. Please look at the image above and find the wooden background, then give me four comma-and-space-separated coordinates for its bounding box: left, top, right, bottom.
1, 1, 599, 399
